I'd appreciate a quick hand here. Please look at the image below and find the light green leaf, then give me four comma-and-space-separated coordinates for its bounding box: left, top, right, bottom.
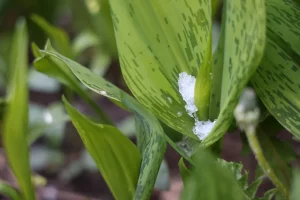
181, 149, 246, 200
0, 181, 22, 200
290, 169, 300, 200
39, 50, 167, 199
251, 0, 300, 138
33, 42, 112, 124
2, 19, 35, 200
109, 0, 211, 138
63, 97, 141, 200
202, 0, 266, 146
31, 14, 72, 58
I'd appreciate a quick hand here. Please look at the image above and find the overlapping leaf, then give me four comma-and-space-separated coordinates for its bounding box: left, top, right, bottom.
35, 50, 166, 200
109, 0, 211, 138
202, 0, 266, 146
33, 42, 111, 124
64, 97, 141, 200
2, 19, 35, 200
251, 0, 300, 138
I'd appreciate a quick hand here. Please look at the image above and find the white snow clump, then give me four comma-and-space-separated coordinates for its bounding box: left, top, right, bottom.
178, 72, 216, 140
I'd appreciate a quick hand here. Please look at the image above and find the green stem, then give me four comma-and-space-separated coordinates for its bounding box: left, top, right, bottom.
245, 125, 289, 199
195, 34, 212, 121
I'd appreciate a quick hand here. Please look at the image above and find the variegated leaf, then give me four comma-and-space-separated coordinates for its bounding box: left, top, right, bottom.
252, 0, 300, 137
109, 0, 212, 138
37, 50, 166, 199
202, 0, 266, 146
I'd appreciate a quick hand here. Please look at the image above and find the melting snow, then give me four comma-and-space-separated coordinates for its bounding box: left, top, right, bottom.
178, 72, 216, 140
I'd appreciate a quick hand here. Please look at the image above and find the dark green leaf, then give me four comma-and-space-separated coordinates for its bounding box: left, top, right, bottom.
2, 19, 35, 200
181, 149, 246, 200
63, 97, 141, 200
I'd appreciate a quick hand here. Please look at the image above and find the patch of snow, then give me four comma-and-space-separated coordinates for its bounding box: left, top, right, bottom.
178, 72, 216, 140
193, 120, 216, 140
178, 72, 198, 117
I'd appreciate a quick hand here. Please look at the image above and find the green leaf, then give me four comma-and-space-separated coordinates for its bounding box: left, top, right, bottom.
181, 149, 246, 200
218, 159, 263, 199
202, 0, 266, 147
290, 169, 300, 200
63, 97, 141, 200
178, 158, 190, 186
251, 0, 300, 138
70, 0, 117, 57
39, 50, 167, 199
109, 0, 211, 138
2, 19, 35, 200
31, 14, 72, 58
33, 42, 112, 124
209, 4, 226, 120
0, 181, 22, 200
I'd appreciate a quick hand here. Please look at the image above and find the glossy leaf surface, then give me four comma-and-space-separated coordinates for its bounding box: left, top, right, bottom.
2, 19, 35, 200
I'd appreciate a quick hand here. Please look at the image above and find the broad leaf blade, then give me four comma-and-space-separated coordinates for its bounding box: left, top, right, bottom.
63, 97, 141, 200
202, 0, 266, 146
109, 0, 211, 138
2, 19, 35, 200
39, 50, 167, 199
251, 0, 300, 138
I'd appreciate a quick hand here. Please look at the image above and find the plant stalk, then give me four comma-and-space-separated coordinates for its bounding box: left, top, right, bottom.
245, 125, 289, 199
